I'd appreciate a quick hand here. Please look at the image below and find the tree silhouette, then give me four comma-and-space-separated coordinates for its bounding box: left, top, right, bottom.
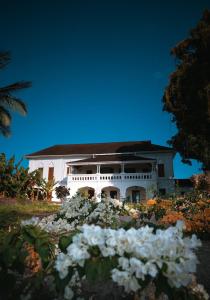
163, 10, 210, 171
0, 51, 31, 136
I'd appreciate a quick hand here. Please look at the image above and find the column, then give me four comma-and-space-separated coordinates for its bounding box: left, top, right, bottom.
121, 163, 125, 173
120, 188, 126, 202
96, 164, 101, 174
95, 187, 101, 202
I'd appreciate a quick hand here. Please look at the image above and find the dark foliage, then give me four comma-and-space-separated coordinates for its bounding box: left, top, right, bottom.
163, 10, 210, 170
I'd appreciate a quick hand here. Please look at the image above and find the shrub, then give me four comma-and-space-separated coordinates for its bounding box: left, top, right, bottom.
55, 185, 70, 201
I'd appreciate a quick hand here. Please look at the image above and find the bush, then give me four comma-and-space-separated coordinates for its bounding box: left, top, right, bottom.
55, 186, 70, 201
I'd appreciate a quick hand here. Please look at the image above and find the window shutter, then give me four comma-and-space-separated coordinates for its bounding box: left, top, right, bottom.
48, 167, 54, 180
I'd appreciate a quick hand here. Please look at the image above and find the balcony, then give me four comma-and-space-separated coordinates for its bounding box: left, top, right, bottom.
68, 172, 155, 182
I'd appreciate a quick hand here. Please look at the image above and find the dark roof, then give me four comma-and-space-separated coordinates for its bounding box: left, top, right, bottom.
26, 140, 173, 157
68, 155, 156, 164
175, 179, 194, 187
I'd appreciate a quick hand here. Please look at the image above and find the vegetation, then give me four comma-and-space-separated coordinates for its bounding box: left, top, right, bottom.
55, 185, 70, 201
0, 202, 59, 239
0, 194, 208, 300
0, 51, 31, 136
0, 153, 42, 199
0, 153, 66, 202
163, 10, 210, 171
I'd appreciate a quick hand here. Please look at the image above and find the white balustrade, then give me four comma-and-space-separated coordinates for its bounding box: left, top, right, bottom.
68, 172, 154, 182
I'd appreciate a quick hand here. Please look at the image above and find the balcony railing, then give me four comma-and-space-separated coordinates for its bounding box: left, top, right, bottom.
68, 172, 155, 182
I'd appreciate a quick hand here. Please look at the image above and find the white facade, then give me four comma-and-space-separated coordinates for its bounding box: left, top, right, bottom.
27, 142, 175, 202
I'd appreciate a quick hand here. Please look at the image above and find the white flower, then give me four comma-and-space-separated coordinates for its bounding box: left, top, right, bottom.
82, 224, 105, 246
67, 243, 90, 267
64, 286, 74, 300
111, 269, 140, 292
118, 257, 130, 270
21, 216, 40, 227
55, 253, 73, 279
54, 222, 201, 296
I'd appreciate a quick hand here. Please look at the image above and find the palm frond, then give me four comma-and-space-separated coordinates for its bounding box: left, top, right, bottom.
0, 51, 11, 69
0, 125, 11, 137
0, 96, 27, 115
0, 106, 11, 126
0, 81, 31, 94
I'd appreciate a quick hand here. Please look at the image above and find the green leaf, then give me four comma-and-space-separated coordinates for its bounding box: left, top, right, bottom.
59, 231, 80, 253
85, 257, 117, 283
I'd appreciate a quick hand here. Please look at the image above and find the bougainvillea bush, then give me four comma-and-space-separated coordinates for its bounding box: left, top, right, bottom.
21, 194, 126, 235
0, 195, 209, 299
1, 220, 208, 300
55, 221, 205, 299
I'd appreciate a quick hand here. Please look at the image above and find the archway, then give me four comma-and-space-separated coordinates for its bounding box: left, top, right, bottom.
78, 186, 95, 199
126, 186, 146, 203
101, 186, 120, 200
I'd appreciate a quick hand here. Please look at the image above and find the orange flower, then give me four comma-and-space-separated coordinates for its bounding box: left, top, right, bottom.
147, 199, 157, 206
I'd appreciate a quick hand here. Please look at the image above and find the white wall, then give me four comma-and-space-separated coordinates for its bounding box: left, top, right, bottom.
28, 151, 175, 200
28, 155, 92, 183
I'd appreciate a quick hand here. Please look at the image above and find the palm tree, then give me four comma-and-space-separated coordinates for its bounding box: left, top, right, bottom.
0, 51, 31, 136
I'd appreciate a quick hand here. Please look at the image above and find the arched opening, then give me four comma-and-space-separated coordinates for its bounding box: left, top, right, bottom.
78, 186, 95, 199
101, 186, 120, 200
126, 186, 146, 203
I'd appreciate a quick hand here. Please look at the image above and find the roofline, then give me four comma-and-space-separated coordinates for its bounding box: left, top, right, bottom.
25, 150, 175, 159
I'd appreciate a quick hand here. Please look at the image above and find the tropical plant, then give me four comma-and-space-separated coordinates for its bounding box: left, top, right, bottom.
0, 51, 31, 136
40, 178, 57, 201
0, 225, 55, 300
0, 153, 42, 199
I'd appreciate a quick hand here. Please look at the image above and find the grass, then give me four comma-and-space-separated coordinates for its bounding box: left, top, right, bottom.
0, 200, 59, 243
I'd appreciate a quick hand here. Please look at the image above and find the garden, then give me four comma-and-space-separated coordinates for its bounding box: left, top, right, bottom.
1, 188, 210, 299
1, 154, 210, 299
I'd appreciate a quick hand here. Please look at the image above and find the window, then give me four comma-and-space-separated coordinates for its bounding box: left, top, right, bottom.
159, 188, 166, 196
158, 164, 165, 177
37, 168, 43, 178
86, 170, 92, 174
48, 167, 54, 180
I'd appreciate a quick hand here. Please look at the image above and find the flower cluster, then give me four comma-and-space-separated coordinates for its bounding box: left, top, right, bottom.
22, 195, 122, 234
55, 221, 201, 299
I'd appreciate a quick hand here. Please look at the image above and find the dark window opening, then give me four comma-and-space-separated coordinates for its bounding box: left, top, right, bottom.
125, 167, 136, 173
86, 170, 92, 174
159, 188, 166, 195
88, 189, 94, 199
101, 167, 114, 174
110, 190, 118, 199
158, 164, 165, 177
132, 190, 140, 202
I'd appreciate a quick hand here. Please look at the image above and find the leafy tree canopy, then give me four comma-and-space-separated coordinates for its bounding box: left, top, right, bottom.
163, 10, 210, 170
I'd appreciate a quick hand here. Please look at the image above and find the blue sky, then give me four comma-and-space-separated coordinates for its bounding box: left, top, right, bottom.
0, 0, 209, 177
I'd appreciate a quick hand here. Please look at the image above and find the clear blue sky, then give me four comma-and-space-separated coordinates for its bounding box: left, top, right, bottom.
0, 0, 209, 178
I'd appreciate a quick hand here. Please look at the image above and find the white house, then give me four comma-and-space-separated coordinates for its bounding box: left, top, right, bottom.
26, 140, 175, 202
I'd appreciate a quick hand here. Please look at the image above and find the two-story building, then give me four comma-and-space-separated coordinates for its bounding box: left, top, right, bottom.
26, 140, 175, 202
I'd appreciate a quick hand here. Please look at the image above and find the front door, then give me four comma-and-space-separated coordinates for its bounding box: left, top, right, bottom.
132, 190, 140, 203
